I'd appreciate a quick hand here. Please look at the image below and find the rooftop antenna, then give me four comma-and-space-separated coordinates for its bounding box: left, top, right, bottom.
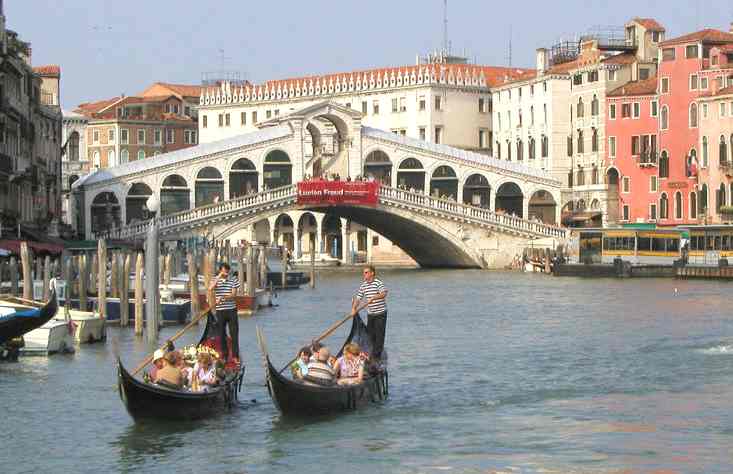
443, 0, 449, 54
507, 25, 513, 67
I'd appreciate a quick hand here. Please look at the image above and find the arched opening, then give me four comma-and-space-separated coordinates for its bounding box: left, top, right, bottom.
363, 150, 392, 185
429, 165, 458, 199
304, 113, 350, 179
263, 150, 292, 189
717, 183, 726, 213
91, 192, 121, 234
195, 167, 224, 207
462, 174, 491, 208
590, 199, 600, 210
322, 214, 343, 259
274, 214, 295, 251
297, 213, 318, 259
720, 135, 728, 165
699, 184, 708, 216
68, 132, 80, 161
606, 167, 619, 186
253, 219, 271, 244
528, 190, 557, 224
125, 183, 153, 223
495, 182, 523, 217
675, 191, 683, 219
690, 191, 697, 220
229, 158, 258, 198
397, 158, 425, 192
660, 193, 669, 219
659, 151, 669, 178
161, 174, 190, 216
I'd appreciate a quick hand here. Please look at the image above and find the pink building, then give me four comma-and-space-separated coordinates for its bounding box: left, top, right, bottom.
606, 77, 660, 223
656, 28, 733, 226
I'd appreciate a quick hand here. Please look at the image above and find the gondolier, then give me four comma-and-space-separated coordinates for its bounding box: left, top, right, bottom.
351, 265, 388, 360
209, 263, 240, 361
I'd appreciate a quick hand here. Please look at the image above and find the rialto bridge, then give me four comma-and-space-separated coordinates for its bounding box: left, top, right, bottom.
73, 102, 566, 268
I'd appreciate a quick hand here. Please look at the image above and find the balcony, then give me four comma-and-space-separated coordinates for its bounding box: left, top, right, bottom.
638, 150, 657, 167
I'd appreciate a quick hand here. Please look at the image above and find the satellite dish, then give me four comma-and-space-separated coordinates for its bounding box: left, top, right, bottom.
146, 194, 159, 213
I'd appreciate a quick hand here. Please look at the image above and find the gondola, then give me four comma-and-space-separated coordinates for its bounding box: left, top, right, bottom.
117, 312, 246, 421
0, 283, 58, 361
258, 314, 388, 416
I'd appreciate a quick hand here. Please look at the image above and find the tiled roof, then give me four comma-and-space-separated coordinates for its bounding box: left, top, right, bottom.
33, 64, 60, 76
633, 18, 665, 31
74, 97, 122, 116
607, 76, 658, 97
74, 125, 293, 188
141, 82, 202, 98
660, 29, 733, 46
602, 52, 637, 65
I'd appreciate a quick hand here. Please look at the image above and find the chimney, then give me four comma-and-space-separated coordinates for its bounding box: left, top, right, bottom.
730, 21, 733, 33
536, 48, 548, 75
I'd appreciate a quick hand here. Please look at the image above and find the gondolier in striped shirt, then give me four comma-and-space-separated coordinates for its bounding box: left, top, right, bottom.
209, 263, 240, 361
351, 265, 388, 360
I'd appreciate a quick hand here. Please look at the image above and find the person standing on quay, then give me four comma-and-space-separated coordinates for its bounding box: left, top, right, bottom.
209, 263, 240, 361
351, 265, 388, 360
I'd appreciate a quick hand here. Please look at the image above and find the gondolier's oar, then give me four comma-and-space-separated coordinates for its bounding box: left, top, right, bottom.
130, 306, 211, 377
278, 308, 366, 374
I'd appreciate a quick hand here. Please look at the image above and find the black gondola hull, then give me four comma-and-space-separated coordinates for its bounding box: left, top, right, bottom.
0, 289, 58, 346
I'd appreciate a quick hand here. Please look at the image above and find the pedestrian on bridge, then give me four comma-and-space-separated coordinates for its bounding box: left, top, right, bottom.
351, 265, 388, 361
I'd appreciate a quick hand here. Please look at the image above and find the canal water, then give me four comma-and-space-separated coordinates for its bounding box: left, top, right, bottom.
2, 270, 733, 473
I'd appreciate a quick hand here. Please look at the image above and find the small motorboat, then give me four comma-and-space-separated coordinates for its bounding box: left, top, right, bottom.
53, 307, 106, 344
20, 319, 75, 355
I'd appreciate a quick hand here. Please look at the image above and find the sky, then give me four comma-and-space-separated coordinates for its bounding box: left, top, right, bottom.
7, 0, 733, 110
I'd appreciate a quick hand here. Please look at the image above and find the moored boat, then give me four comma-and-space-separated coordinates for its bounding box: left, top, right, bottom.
0, 285, 58, 360
20, 319, 75, 355
259, 315, 388, 416
117, 313, 245, 421
53, 308, 106, 343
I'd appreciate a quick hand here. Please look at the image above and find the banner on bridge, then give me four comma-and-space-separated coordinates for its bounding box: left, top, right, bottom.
296, 180, 379, 206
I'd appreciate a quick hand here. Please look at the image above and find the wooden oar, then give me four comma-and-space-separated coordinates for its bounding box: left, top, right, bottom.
278, 310, 364, 374
130, 306, 211, 377
0, 295, 45, 307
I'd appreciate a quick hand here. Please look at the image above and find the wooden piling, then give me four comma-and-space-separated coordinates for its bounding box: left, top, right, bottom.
20, 242, 32, 300
9, 256, 18, 296
259, 245, 267, 290
206, 248, 216, 309
134, 252, 144, 335
34, 256, 42, 285
544, 248, 551, 274
187, 252, 200, 324
42, 255, 51, 301
78, 254, 88, 311
309, 238, 316, 289
63, 255, 72, 313
281, 245, 288, 289
110, 251, 119, 298
158, 254, 165, 286
90, 253, 98, 295
238, 247, 246, 295
164, 253, 172, 286
120, 253, 131, 327
97, 240, 107, 320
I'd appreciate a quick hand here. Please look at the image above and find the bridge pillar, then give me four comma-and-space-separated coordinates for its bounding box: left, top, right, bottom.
294, 226, 301, 259
341, 218, 349, 264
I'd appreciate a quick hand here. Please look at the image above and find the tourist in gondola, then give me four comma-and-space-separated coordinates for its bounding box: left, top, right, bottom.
351, 265, 388, 361
303, 347, 336, 386
290, 346, 311, 379
154, 351, 184, 389
149, 349, 166, 380
333, 342, 365, 385
192, 352, 218, 391
209, 263, 241, 362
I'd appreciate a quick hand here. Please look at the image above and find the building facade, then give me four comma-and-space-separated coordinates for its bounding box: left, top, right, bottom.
61, 110, 88, 229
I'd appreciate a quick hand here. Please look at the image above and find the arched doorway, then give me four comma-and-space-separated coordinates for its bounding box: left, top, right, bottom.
125, 183, 153, 223
195, 167, 224, 207
396, 158, 425, 192
528, 190, 557, 224
606, 168, 619, 187
160, 174, 190, 215
322, 214, 343, 259
274, 214, 295, 251
263, 150, 292, 189
229, 158, 258, 198
91, 192, 121, 234
297, 213, 318, 259
363, 150, 392, 184
495, 182, 523, 217
462, 174, 491, 207
429, 165, 458, 199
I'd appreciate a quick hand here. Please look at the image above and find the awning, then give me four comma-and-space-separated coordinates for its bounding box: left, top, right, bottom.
0, 240, 65, 256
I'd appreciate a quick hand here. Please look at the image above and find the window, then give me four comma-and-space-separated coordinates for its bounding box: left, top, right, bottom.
92, 129, 99, 144
121, 129, 129, 144
639, 68, 650, 80
164, 104, 171, 113
576, 168, 585, 186
622, 176, 630, 193
659, 151, 669, 178
622, 103, 631, 118
701, 103, 708, 119
608, 70, 617, 81
92, 151, 100, 168
661, 77, 670, 94
266, 110, 272, 119
573, 74, 582, 85
700, 77, 708, 90
184, 106, 191, 116
166, 129, 174, 144
702, 136, 709, 167
622, 205, 630, 221
689, 103, 698, 128
662, 48, 676, 61
690, 192, 697, 219
373, 100, 380, 115
218, 114, 224, 127
577, 98, 584, 118
567, 135, 573, 156
541, 135, 548, 157
660, 106, 669, 130
675, 192, 683, 219
137, 129, 145, 144
240, 111, 246, 126
434, 96, 442, 111
609, 136, 616, 157
417, 96, 426, 112
495, 141, 501, 159
108, 129, 115, 143
361, 101, 368, 114
543, 104, 547, 124
173, 104, 179, 114
690, 74, 699, 90
650, 175, 658, 192
591, 95, 599, 116
202, 115, 207, 129
591, 128, 598, 152
720, 102, 727, 118
184, 130, 196, 144
120, 149, 129, 164
720, 135, 729, 164
252, 111, 257, 123
650, 203, 657, 220
518, 109, 523, 127
685, 44, 699, 59
609, 104, 616, 119
651, 100, 658, 117
507, 141, 512, 161
633, 102, 640, 118
419, 127, 426, 141
632, 136, 641, 155
528, 137, 535, 159
154, 129, 162, 144
588, 70, 599, 82
107, 150, 115, 167
479, 97, 486, 113
399, 97, 406, 112
391, 98, 398, 113
577, 130, 584, 153
479, 129, 488, 148
137, 149, 145, 161
434, 126, 443, 144
530, 85, 534, 96
543, 81, 547, 92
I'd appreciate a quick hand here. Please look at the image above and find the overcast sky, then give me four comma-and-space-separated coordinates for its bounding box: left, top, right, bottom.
7, 0, 733, 110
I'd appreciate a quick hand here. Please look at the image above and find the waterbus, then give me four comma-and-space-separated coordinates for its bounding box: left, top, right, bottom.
567, 228, 683, 265
684, 225, 733, 266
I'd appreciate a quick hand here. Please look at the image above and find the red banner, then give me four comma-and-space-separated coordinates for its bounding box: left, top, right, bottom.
297, 180, 379, 206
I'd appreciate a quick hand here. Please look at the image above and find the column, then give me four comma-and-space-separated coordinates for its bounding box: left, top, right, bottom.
522, 195, 530, 220
294, 226, 301, 260
318, 213, 326, 255
340, 218, 349, 264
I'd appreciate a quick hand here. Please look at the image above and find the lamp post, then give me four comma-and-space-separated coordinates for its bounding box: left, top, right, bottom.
144, 194, 160, 342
